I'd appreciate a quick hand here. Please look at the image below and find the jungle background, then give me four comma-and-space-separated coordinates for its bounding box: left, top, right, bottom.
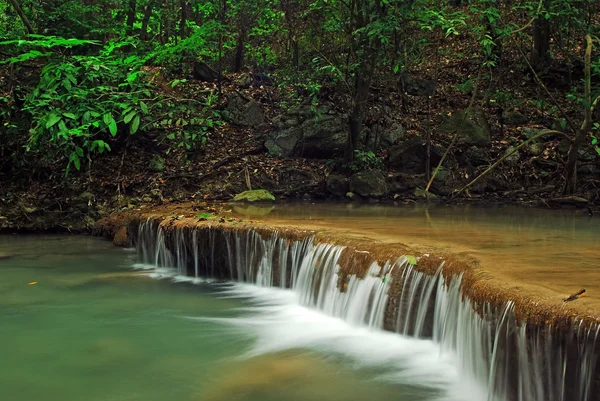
1, 0, 599, 230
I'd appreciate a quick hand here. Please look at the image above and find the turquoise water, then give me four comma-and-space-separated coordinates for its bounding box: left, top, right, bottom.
0, 235, 451, 401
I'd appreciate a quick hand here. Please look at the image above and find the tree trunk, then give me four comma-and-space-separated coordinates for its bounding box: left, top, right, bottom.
179, 0, 188, 39
141, 1, 154, 40
7, 0, 35, 34
233, 27, 246, 73
126, 0, 136, 34
564, 35, 593, 195
345, 43, 379, 162
531, 0, 551, 70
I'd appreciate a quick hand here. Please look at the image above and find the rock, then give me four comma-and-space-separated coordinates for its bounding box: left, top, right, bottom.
367, 123, 405, 150
349, 169, 387, 197
388, 138, 442, 172
461, 146, 489, 167
433, 166, 449, 182
301, 193, 312, 202
149, 155, 165, 172
232, 189, 275, 202
400, 74, 437, 97
503, 110, 528, 126
192, 61, 219, 82
326, 174, 349, 197
345, 192, 359, 200
414, 188, 438, 199
236, 73, 252, 89
225, 93, 264, 128
440, 108, 491, 147
265, 110, 346, 159
113, 226, 129, 247
529, 142, 544, 156
504, 146, 520, 164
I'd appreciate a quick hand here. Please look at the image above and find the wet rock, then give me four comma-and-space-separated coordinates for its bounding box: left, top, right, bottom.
504, 146, 521, 164
440, 107, 491, 147
149, 155, 165, 172
232, 189, 275, 202
326, 174, 349, 197
265, 110, 346, 158
349, 169, 387, 197
503, 110, 528, 126
224, 93, 264, 128
414, 188, 438, 199
113, 226, 129, 247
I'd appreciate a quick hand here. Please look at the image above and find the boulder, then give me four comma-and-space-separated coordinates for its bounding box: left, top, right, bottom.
388, 138, 442, 172
349, 169, 387, 197
224, 93, 264, 128
503, 109, 528, 126
232, 189, 275, 202
236, 73, 252, 89
326, 174, 349, 197
192, 61, 218, 82
504, 146, 521, 164
265, 109, 346, 159
400, 74, 437, 97
440, 108, 491, 147
367, 123, 405, 150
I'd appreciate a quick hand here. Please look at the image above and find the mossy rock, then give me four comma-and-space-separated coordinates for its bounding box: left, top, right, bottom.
232, 189, 276, 203
440, 107, 491, 147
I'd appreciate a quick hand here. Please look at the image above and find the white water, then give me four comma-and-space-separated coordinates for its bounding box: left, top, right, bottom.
133, 220, 599, 401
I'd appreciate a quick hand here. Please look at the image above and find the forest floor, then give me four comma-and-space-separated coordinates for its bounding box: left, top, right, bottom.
1, 26, 599, 232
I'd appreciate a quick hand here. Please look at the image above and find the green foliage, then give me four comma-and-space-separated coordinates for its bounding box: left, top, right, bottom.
345, 150, 383, 172
20, 39, 151, 174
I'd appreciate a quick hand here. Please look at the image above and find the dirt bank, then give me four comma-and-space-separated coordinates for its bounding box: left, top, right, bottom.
95, 202, 600, 327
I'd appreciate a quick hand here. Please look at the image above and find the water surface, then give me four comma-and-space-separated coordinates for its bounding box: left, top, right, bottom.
0, 235, 477, 401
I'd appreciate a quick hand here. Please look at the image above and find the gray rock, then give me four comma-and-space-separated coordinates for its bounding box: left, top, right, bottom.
504, 146, 521, 164
326, 174, 349, 197
400, 74, 437, 97
265, 109, 346, 159
440, 107, 491, 147
225, 93, 264, 128
349, 169, 387, 197
503, 110, 528, 126
367, 123, 405, 150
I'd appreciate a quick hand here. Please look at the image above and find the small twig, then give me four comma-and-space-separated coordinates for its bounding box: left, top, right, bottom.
425, 132, 458, 193
563, 288, 586, 302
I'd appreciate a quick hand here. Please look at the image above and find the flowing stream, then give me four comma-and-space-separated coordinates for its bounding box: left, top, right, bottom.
1, 205, 599, 401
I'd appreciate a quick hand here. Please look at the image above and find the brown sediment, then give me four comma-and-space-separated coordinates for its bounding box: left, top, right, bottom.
94, 202, 600, 330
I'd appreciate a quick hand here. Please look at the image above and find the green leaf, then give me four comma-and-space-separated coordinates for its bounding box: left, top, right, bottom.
405, 255, 417, 266
63, 112, 77, 120
123, 110, 137, 124
108, 119, 117, 136
46, 114, 61, 129
63, 79, 72, 91
130, 115, 140, 134
103, 113, 113, 126
140, 101, 148, 114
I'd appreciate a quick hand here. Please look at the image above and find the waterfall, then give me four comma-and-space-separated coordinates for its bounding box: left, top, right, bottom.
132, 219, 599, 401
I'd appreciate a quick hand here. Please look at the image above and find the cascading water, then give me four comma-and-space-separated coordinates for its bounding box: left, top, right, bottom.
132, 218, 599, 401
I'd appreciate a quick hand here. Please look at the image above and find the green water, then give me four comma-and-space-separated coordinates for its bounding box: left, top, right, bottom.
0, 235, 431, 401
